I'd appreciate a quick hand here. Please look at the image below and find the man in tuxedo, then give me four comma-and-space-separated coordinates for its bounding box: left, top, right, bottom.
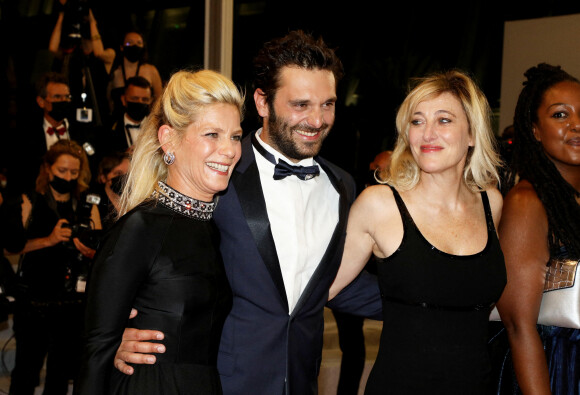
15, 72, 98, 193
107, 76, 152, 155
113, 30, 381, 395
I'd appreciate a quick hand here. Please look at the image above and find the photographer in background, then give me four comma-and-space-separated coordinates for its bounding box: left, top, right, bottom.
106, 76, 152, 155
108, 29, 163, 120
7, 139, 101, 395
13, 71, 100, 195
49, 0, 115, 127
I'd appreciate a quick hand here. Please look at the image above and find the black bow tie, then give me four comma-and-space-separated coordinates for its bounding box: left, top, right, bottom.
251, 133, 320, 181
274, 159, 320, 181
126, 124, 140, 129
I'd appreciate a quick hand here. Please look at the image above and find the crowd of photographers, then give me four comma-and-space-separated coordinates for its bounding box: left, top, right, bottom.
0, 1, 157, 393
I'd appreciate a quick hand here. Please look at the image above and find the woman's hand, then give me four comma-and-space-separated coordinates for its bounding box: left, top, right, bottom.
73, 238, 96, 259
47, 219, 72, 246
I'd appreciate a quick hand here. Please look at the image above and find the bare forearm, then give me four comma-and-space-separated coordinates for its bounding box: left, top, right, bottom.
18, 237, 57, 254
508, 329, 551, 394
89, 19, 104, 56
49, 12, 64, 53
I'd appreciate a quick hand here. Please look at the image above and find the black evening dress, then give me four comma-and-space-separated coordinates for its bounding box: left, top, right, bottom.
364, 186, 506, 395
76, 181, 232, 395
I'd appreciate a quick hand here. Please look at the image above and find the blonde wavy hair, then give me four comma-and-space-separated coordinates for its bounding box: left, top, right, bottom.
379, 70, 502, 192
117, 69, 245, 218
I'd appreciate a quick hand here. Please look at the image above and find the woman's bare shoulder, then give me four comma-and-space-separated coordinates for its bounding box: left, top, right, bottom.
354, 184, 396, 208
350, 184, 399, 225
500, 179, 548, 237
503, 180, 544, 213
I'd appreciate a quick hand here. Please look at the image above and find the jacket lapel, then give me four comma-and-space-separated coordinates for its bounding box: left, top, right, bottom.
291, 157, 350, 315
233, 133, 289, 311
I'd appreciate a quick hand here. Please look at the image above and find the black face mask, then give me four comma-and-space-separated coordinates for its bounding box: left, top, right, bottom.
48, 101, 72, 122
123, 45, 144, 63
50, 175, 77, 194
125, 101, 150, 122
109, 175, 126, 196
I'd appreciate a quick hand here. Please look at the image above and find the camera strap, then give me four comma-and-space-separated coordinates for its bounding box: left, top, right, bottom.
16, 192, 39, 281
121, 59, 142, 85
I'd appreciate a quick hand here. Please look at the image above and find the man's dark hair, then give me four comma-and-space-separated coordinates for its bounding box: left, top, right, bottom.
124, 76, 152, 94
508, 62, 580, 256
98, 151, 131, 179
253, 30, 344, 105
35, 72, 69, 98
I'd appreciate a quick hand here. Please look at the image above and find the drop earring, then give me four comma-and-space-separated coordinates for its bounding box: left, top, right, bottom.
163, 151, 175, 165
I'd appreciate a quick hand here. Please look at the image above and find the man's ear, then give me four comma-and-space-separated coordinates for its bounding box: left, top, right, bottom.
36, 96, 46, 110
158, 125, 174, 152
121, 94, 127, 107
254, 88, 269, 118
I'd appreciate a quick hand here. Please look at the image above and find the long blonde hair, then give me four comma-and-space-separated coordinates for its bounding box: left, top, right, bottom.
117, 69, 245, 218
382, 70, 502, 192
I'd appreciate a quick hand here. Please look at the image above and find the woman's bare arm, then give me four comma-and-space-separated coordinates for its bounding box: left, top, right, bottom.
496, 182, 551, 395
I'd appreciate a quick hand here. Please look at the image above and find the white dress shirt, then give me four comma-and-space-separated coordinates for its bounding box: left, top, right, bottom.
43, 118, 70, 149
123, 114, 143, 148
254, 130, 339, 313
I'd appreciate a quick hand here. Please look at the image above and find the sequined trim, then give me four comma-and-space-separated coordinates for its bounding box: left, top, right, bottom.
152, 181, 215, 221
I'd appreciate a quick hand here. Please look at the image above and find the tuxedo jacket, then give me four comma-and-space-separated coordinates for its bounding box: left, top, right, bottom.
106, 116, 132, 155
214, 132, 382, 395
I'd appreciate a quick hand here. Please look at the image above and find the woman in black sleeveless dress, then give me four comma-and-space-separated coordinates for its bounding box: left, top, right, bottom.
108, 30, 163, 119
9, 140, 100, 395
329, 70, 506, 394
75, 69, 244, 395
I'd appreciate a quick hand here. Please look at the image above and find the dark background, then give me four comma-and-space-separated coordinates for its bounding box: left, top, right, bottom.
2, 0, 580, 188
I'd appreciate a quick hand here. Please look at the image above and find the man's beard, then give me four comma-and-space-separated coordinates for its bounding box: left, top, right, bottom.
267, 106, 331, 161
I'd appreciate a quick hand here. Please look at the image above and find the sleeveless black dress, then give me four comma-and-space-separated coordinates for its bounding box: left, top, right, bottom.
364, 186, 506, 395
76, 182, 232, 394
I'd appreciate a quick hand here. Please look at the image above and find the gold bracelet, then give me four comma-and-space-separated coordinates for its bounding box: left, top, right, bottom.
91, 34, 101, 41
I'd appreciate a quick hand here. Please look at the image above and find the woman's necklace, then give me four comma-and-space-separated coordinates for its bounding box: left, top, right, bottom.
152, 181, 215, 221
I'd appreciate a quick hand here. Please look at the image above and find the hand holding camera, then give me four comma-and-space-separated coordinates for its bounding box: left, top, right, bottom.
48, 218, 73, 246
72, 237, 96, 259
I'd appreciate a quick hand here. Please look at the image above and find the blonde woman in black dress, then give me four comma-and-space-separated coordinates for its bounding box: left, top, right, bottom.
76, 69, 244, 395
330, 70, 506, 394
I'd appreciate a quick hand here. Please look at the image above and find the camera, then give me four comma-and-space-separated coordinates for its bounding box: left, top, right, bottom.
61, 192, 102, 293
61, 0, 92, 47
62, 193, 102, 251
62, 222, 101, 250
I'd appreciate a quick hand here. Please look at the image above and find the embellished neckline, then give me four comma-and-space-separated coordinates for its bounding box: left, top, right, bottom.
152, 181, 215, 221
